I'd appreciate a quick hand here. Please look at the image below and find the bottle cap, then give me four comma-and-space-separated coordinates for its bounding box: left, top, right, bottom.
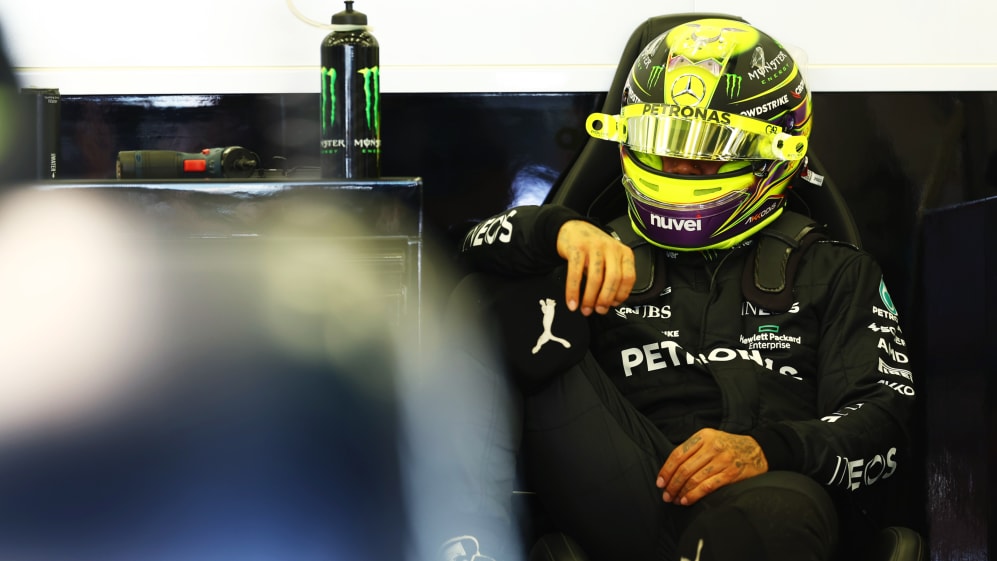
331, 1, 367, 26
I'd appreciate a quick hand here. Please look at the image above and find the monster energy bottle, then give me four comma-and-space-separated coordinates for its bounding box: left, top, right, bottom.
320, 1, 380, 178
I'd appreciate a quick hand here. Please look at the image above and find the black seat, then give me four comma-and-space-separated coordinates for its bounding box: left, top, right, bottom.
535, 12, 924, 561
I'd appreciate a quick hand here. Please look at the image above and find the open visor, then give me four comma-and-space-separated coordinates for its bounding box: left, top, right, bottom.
586, 103, 807, 161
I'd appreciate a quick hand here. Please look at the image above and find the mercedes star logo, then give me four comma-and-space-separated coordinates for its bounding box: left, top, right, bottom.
670, 74, 707, 105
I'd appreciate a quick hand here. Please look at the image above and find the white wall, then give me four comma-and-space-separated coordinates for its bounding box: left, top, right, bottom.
1, 0, 995, 94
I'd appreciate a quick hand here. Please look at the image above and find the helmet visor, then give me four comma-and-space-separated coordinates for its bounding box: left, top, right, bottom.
586, 103, 807, 161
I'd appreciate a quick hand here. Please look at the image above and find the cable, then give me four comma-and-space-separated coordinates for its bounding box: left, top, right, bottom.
285, 0, 334, 29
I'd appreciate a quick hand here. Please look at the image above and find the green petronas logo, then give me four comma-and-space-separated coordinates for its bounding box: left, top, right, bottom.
879, 278, 898, 315
359, 66, 380, 136
724, 74, 742, 98
321, 67, 337, 134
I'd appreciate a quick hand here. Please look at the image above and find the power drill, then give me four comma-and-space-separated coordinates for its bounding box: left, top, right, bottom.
116, 147, 260, 179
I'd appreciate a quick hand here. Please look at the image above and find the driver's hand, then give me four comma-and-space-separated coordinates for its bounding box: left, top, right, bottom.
556, 220, 635, 315
656, 428, 769, 506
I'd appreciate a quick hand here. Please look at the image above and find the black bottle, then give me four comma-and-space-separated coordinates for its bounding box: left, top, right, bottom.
320, 1, 380, 178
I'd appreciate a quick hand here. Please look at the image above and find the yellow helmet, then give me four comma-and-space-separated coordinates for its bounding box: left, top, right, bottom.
586, 19, 812, 251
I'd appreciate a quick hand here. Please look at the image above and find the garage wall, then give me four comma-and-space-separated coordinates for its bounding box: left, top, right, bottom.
1, 0, 995, 94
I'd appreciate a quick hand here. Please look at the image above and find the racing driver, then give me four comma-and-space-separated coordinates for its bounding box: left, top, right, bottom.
452, 17, 915, 561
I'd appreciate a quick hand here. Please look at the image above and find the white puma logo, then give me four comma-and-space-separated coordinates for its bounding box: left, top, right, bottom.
681, 539, 704, 561
531, 298, 571, 354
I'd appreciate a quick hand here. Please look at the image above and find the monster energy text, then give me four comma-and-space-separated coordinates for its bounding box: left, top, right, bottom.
320, 65, 381, 152
748, 50, 789, 81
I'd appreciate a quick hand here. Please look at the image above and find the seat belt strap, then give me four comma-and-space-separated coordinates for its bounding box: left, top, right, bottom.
607, 215, 667, 304
609, 211, 826, 312
742, 210, 827, 313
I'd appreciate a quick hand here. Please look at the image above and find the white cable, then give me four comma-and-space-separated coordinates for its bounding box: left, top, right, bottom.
285, 0, 334, 29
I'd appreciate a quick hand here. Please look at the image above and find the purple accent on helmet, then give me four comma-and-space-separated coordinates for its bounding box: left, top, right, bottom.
630, 195, 783, 249
784, 95, 811, 131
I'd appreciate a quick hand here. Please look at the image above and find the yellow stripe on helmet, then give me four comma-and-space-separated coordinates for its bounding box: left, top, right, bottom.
586, 102, 807, 161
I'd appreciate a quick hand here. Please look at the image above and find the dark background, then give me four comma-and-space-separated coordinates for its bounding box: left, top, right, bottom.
29, 90, 997, 559
52, 91, 997, 311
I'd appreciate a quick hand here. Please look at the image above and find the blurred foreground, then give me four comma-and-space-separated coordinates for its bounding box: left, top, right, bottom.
0, 186, 519, 561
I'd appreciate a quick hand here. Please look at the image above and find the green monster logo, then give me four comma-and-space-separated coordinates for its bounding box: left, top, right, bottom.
321, 67, 338, 135
359, 66, 380, 138
320, 65, 381, 140
647, 65, 665, 88
724, 74, 742, 98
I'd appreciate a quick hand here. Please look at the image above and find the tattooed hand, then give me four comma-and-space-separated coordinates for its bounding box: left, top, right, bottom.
556, 220, 635, 317
655, 428, 768, 506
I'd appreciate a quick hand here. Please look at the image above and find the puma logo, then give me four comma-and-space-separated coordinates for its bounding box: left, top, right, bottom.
681, 539, 704, 561
531, 298, 571, 354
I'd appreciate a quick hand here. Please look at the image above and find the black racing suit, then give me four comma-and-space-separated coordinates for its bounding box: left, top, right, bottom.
458, 204, 915, 561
